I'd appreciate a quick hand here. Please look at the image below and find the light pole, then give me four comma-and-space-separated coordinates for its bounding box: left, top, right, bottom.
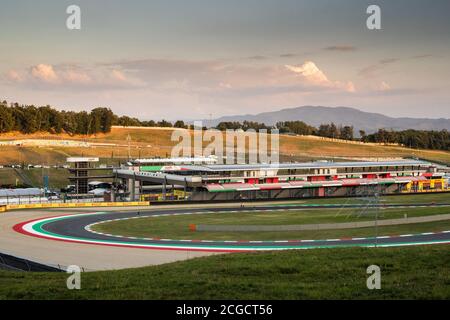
126, 133, 132, 160
374, 189, 380, 248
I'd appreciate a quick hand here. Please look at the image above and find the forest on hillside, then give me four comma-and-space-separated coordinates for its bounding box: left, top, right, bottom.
0, 101, 185, 135
216, 120, 450, 151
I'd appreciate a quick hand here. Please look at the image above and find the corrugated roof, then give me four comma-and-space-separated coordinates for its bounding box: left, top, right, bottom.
177, 160, 432, 172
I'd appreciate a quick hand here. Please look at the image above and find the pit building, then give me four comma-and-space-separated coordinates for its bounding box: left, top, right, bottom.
114, 158, 450, 201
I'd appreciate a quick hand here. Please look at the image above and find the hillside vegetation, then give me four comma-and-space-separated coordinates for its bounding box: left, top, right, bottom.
2, 127, 449, 166
0, 246, 449, 299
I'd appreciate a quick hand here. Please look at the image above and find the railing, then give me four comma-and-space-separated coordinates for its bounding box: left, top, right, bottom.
0, 252, 63, 272
0, 194, 105, 206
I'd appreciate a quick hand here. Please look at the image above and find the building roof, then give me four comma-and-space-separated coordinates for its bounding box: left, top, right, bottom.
132, 156, 218, 165
67, 157, 99, 163
172, 160, 434, 172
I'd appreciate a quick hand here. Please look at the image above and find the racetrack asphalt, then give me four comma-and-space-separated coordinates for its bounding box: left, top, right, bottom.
11, 203, 450, 265
0, 208, 214, 271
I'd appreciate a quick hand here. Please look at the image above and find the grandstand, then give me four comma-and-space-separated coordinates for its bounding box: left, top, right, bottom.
114, 159, 450, 201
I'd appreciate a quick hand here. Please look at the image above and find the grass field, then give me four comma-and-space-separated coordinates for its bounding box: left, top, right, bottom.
0, 168, 21, 186
267, 192, 450, 205
1, 127, 450, 165
0, 245, 448, 299
93, 208, 450, 241
0, 168, 70, 189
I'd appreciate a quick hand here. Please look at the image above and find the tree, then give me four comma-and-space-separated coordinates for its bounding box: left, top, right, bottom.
174, 120, 187, 128
157, 120, 173, 127
0, 103, 14, 133
216, 122, 242, 131
318, 123, 336, 138
89, 107, 114, 133
359, 130, 366, 141
276, 121, 315, 135
340, 126, 354, 140
116, 116, 141, 127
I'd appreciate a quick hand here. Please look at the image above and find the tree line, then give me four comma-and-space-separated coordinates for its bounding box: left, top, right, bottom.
0, 101, 188, 135
276, 121, 355, 140
0, 101, 115, 135
216, 120, 450, 151
362, 129, 450, 150
215, 120, 355, 140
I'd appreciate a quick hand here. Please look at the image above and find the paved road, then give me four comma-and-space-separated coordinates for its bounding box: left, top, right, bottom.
1, 208, 214, 271
14, 203, 450, 254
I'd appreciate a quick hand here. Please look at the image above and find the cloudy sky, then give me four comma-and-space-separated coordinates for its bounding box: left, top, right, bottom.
1, 0, 449, 120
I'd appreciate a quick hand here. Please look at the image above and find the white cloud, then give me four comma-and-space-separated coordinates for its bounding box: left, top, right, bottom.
111, 69, 127, 82
31, 64, 58, 83
345, 82, 356, 93
6, 70, 24, 82
286, 61, 355, 92
6, 63, 146, 90
379, 81, 391, 91
62, 69, 92, 84
285, 61, 329, 84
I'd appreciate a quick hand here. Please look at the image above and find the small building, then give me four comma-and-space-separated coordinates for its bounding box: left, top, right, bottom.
67, 157, 113, 194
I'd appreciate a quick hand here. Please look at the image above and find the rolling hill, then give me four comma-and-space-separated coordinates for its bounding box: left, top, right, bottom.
204, 106, 450, 133
1, 126, 450, 165
1, 126, 450, 188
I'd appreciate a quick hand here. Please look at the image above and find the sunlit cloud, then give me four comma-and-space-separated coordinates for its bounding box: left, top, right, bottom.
379, 81, 391, 91
6, 70, 24, 82
62, 69, 92, 84
31, 64, 58, 83
286, 61, 355, 92
5, 63, 146, 90
286, 61, 329, 84
111, 69, 127, 82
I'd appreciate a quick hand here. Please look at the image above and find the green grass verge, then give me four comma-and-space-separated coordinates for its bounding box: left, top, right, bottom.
0, 168, 21, 186
267, 192, 450, 206
0, 245, 449, 299
0, 167, 113, 189
21, 168, 70, 189
0, 168, 69, 189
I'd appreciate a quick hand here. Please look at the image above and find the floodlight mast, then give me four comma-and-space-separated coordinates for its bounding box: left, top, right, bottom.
358, 183, 381, 247
374, 190, 379, 248
127, 134, 132, 161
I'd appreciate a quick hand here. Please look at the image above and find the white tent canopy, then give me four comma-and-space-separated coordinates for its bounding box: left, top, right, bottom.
0, 188, 43, 197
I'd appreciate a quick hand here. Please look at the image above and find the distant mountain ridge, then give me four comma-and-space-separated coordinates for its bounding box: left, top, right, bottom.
204, 106, 450, 133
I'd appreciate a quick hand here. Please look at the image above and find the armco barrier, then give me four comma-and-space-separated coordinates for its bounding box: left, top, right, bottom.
0, 252, 63, 272
5, 201, 149, 211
